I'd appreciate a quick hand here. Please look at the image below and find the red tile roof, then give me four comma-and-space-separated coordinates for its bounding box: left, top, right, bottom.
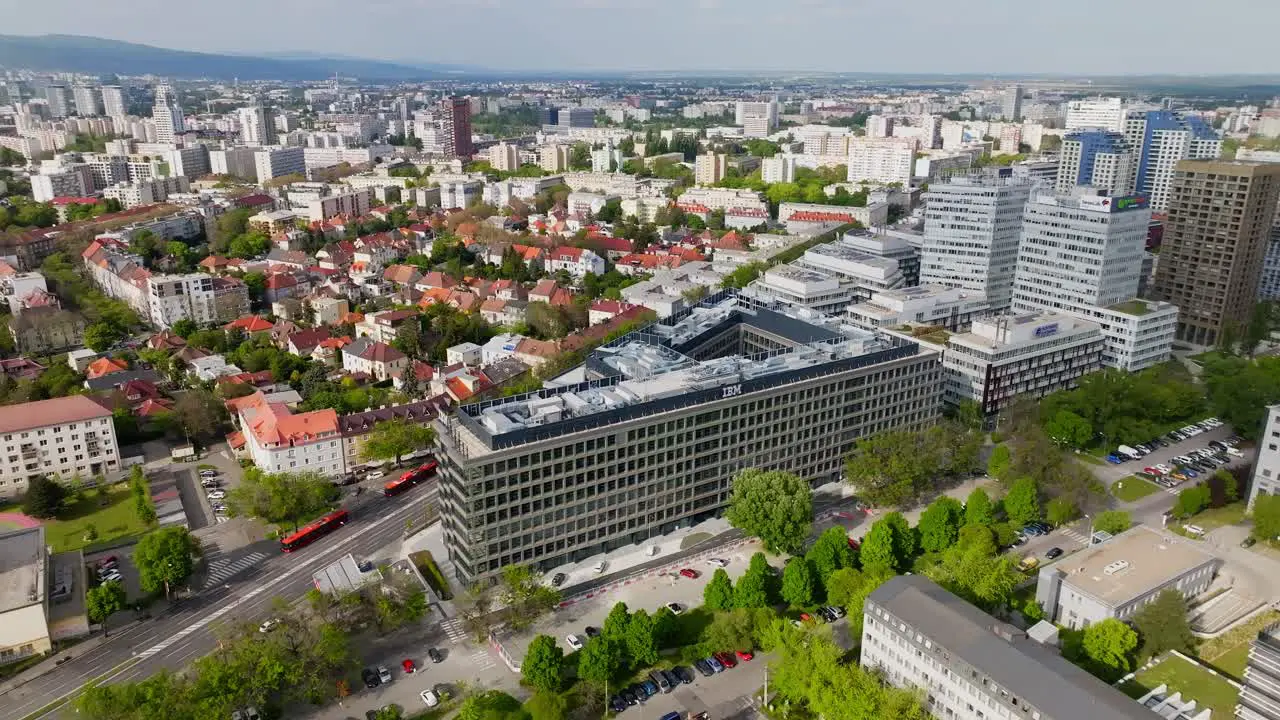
85, 356, 129, 379
223, 316, 275, 333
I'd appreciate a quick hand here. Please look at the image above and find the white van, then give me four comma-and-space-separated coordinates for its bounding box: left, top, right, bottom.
1117, 445, 1143, 460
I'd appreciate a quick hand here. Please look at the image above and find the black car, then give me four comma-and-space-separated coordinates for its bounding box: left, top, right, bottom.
694, 659, 714, 677
672, 665, 695, 684
427, 647, 443, 663
361, 667, 380, 689
1045, 547, 1064, 560
551, 572, 566, 587
609, 695, 627, 713
660, 669, 680, 689
584, 626, 600, 638
621, 688, 639, 706
1151, 438, 1168, 448
627, 683, 648, 701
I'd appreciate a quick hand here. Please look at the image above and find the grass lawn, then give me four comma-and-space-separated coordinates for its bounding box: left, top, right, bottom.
1209, 642, 1253, 681
1111, 476, 1160, 502
1076, 453, 1107, 466
1192, 502, 1248, 532
1189, 351, 1225, 365
1120, 655, 1240, 719
1, 488, 157, 553
1199, 610, 1280, 679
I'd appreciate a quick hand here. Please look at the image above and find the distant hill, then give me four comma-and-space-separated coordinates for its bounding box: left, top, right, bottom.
0, 34, 472, 81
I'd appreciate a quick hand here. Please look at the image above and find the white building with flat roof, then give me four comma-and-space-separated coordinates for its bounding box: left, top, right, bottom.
254, 146, 306, 184
0, 396, 120, 498
1065, 97, 1128, 131
1249, 405, 1280, 511
847, 285, 991, 332
761, 156, 796, 184
944, 311, 1103, 416
846, 137, 917, 187
745, 265, 858, 316
795, 238, 905, 301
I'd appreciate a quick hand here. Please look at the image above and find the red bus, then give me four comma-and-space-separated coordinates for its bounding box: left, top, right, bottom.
280, 509, 350, 553
383, 461, 438, 497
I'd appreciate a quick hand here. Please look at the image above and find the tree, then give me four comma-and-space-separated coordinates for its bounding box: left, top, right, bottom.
458, 691, 528, 720
781, 558, 816, 607
577, 637, 622, 685
498, 565, 561, 632
804, 526, 855, 585
133, 527, 199, 597
171, 318, 197, 338
601, 602, 631, 643
917, 497, 964, 553
1093, 510, 1131, 535
1046, 497, 1079, 527
227, 468, 340, 532
172, 389, 227, 445
1082, 618, 1139, 680
1173, 484, 1211, 518
22, 476, 66, 518
701, 608, 756, 653
1003, 477, 1042, 527
823, 568, 865, 608
652, 606, 678, 649
724, 469, 813, 554
986, 444, 1011, 479
84, 322, 126, 352
359, 418, 435, 465
521, 635, 565, 693
734, 552, 775, 609
1254, 494, 1280, 541
1132, 589, 1195, 659
624, 609, 658, 667
703, 568, 734, 610
926, 545, 1021, 611
964, 487, 995, 527
86, 579, 127, 625
525, 691, 568, 720
860, 512, 916, 573
1044, 409, 1092, 448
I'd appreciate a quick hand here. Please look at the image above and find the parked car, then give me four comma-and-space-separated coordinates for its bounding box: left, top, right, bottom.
706, 656, 724, 673
1154, 464, 1173, 475
420, 690, 439, 707
402, 658, 416, 674
361, 668, 380, 689
649, 671, 671, 693
609, 695, 627, 713
199, 470, 218, 478
377, 666, 392, 685
100, 570, 122, 583
365, 470, 385, 480
666, 602, 683, 615
427, 647, 443, 664
584, 626, 600, 638
1242, 536, 1258, 548
672, 665, 695, 684
258, 619, 280, 633
736, 649, 755, 661
621, 688, 639, 705
640, 680, 659, 697
200, 478, 219, 488
551, 572, 566, 587
706, 557, 728, 568
1045, 547, 1064, 560
694, 659, 715, 677
1105, 455, 1124, 464
1227, 447, 1244, 457
1143, 466, 1163, 476
659, 713, 681, 720
566, 635, 584, 651
678, 568, 699, 579
715, 651, 738, 669
206, 490, 226, 500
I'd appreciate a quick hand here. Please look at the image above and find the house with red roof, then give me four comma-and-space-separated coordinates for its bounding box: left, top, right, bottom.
229, 390, 343, 476
513, 338, 560, 369
311, 335, 351, 366
234, 194, 275, 211
382, 264, 423, 288
263, 273, 301, 304
286, 328, 331, 357
416, 271, 460, 291
581, 235, 635, 260
85, 356, 129, 380
588, 300, 644, 326
545, 246, 606, 277
342, 337, 409, 382
480, 297, 527, 327
447, 289, 482, 313
147, 330, 186, 351
223, 315, 275, 334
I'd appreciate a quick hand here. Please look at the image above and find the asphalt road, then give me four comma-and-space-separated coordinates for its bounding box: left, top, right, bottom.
0, 484, 439, 720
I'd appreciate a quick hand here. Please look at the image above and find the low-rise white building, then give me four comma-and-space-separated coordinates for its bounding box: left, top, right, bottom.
0, 396, 120, 498
620, 261, 725, 317
544, 246, 606, 278
254, 146, 306, 184
794, 239, 905, 301
745, 265, 857, 316
847, 285, 991, 332
306, 188, 374, 223
761, 156, 797, 184
342, 337, 409, 382
943, 311, 1103, 416
777, 202, 890, 232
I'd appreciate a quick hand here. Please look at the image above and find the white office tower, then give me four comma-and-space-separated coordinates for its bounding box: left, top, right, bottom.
1064, 97, 1128, 131
45, 84, 71, 118
237, 103, 272, 146
694, 153, 727, 186
72, 85, 102, 117
736, 101, 775, 138
1122, 111, 1222, 211
151, 83, 185, 145
1013, 190, 1177, 371
101, 85, 126, 120
919, 175, 1033, 311
1002, 85, 1023, 121
1056, 130, 1135, 196
846, 137, 917, 187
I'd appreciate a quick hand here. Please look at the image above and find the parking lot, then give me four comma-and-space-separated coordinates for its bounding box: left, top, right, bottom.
1086, 422, 1246, 489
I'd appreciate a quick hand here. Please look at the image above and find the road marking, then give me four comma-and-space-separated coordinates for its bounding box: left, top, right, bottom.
203, 552, 268, 587
469, 649, 496, 671
440, 618, 466, 644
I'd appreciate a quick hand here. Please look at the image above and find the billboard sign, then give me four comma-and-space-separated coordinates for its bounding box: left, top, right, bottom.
1034, 323, 1059, 338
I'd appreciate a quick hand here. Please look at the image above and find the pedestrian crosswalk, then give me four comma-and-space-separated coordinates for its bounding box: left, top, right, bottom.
441, 617, 466, 644
202, 543, 269, 588
1059, 527, 1090, 546
469, 648, 496, 671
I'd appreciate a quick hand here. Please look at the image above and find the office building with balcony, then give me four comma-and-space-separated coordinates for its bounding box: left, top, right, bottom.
0, 396, 120, 498
1123, 111, 1222, 211
744, 264, 859, 316
863, 575, 1154, 720
434, 291, 942, 583
943, 311, 1103, 416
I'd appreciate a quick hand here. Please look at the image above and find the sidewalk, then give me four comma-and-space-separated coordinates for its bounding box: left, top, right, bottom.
0, 617, 140, 696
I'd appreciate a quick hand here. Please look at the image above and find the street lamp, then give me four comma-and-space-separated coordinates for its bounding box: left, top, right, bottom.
1083, 514, 1093, 546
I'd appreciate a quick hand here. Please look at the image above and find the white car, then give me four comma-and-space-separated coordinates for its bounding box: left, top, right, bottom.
378, 666, 392, 684
706, 558, 728, 568
259, 619, 280, 633
207, 490, 226, 500
199, 470, 218, 478
366, 470, 385, 480
420, 690, 439, 707
566, 634, 584, 651
666, 602, 684, 615
1226, 447, 1244, 457
100, 571, 123, 583
1154, 464, 1173, 475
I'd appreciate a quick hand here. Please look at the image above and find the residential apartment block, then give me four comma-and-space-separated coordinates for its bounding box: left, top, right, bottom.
230, 391, 344, 477
862, 575, 1153, 720
845, 137, 917, 187
435, 291, 942, 582
1056, 130, 1135, 196
0, 396, 121, 498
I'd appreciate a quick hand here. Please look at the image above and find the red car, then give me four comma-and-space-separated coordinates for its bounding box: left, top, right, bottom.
679, 568, 699, 579
800, 612, 814, 623
714, 652, 738, 669
402, 658, 416, 674
735, 649, 754, 661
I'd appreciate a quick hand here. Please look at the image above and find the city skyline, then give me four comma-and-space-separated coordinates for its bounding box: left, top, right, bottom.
5, 0, 1280, 75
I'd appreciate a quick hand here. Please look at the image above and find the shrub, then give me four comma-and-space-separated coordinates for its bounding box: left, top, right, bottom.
409, 550, 453, 600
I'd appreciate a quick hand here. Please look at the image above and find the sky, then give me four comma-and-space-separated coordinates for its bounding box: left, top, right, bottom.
4, 0, 1279, 75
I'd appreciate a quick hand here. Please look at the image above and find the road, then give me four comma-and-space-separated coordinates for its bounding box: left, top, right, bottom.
0, 485, 439, 720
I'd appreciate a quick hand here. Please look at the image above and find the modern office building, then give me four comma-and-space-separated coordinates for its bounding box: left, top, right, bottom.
862, 575, 1154, 720
210, 147, 258, 179
72, 85, 102, 117
440, 96, 474, 158
1248, 405, 1280, 512
1238, 621, 1280, 720
254, 146, 306, 184
101, 85, 126, 120
1153, 160, 1280, 346
943, 311, 1103, 416
1036, 526, 1219, 630
557, 107, 594, 129
168, 145, 211, 179
1056, 130, 1135, 196
151, 83, 185, 145
1013, 190, 1177, 371
744, 265, 859, 316
434, 291, 942, 582
846, 137, 917, 187
736, 101, 776, 137
1001, 85, 1024, 121
847, 285, 990, 333
1065, 97, 1128, 132
1123, 111, 1222, 211
840, 230, 921, 286
794, 239, 907, 301
44, 84, 71, 118
694, 153, 727, 186
0, 396, 121, 498
919, 175, 1034, 312
538, 107, 560, 127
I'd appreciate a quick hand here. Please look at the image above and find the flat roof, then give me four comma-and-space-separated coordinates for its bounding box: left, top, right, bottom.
1050, 526, 1218, 607
0, 526, 45, 612
313, 553, 380, 595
